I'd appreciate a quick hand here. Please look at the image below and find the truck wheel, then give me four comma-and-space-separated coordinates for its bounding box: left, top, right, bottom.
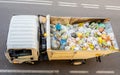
72, 59, 86, 65
31, 62, 35, 64
73, 61, 82, 65
25, 61, 35, 64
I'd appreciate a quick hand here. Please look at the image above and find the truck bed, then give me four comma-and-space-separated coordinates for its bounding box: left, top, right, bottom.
45, 15, 119, 60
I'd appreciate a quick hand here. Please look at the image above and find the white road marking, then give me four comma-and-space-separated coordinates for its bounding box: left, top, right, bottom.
105, 5, 120, 8
0, 0, 52, 5
105, 5, 120, 10
0, 69, 59, 73
16, 0, 52, 3
58, 1, 77, 7
69, 70, 89, 74
106, 8, 120, 10
58, 4, 77, 7
81, 3, 100, 7
59, 1, 77, 5
81, 3, 99, 9
96, 71, 115, 74
83, 6, 99, 9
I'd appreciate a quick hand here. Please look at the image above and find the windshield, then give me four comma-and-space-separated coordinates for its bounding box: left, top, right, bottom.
8, 49, 32, 58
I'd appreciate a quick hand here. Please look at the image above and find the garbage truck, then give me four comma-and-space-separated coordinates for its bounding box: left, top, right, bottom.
5, 15, 119, 65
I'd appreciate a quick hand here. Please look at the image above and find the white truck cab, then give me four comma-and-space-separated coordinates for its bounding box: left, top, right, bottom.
5, 15, 39, 64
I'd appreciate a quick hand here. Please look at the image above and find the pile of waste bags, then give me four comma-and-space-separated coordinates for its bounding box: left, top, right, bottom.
50, 17, 118, 51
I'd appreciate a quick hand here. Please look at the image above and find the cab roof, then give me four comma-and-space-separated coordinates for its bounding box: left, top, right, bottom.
7, 15, 39, 49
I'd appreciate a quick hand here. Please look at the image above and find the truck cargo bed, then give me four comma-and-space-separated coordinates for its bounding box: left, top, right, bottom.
46, 15, 119, 60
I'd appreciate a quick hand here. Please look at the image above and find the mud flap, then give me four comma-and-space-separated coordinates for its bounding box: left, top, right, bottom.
96, 56, 101, 62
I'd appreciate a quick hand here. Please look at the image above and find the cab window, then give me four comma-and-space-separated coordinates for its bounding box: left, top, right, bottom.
8, 49, 32, 58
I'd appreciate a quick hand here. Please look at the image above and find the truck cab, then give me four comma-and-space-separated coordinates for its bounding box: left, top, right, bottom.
5, 15, 39, 64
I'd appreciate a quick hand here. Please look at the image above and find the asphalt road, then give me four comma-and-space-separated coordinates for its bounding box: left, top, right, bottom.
0, 0, 120, 75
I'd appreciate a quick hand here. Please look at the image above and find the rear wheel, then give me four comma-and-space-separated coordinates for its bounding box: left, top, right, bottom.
73, 61, 82, 65
71, 59, 87, 65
